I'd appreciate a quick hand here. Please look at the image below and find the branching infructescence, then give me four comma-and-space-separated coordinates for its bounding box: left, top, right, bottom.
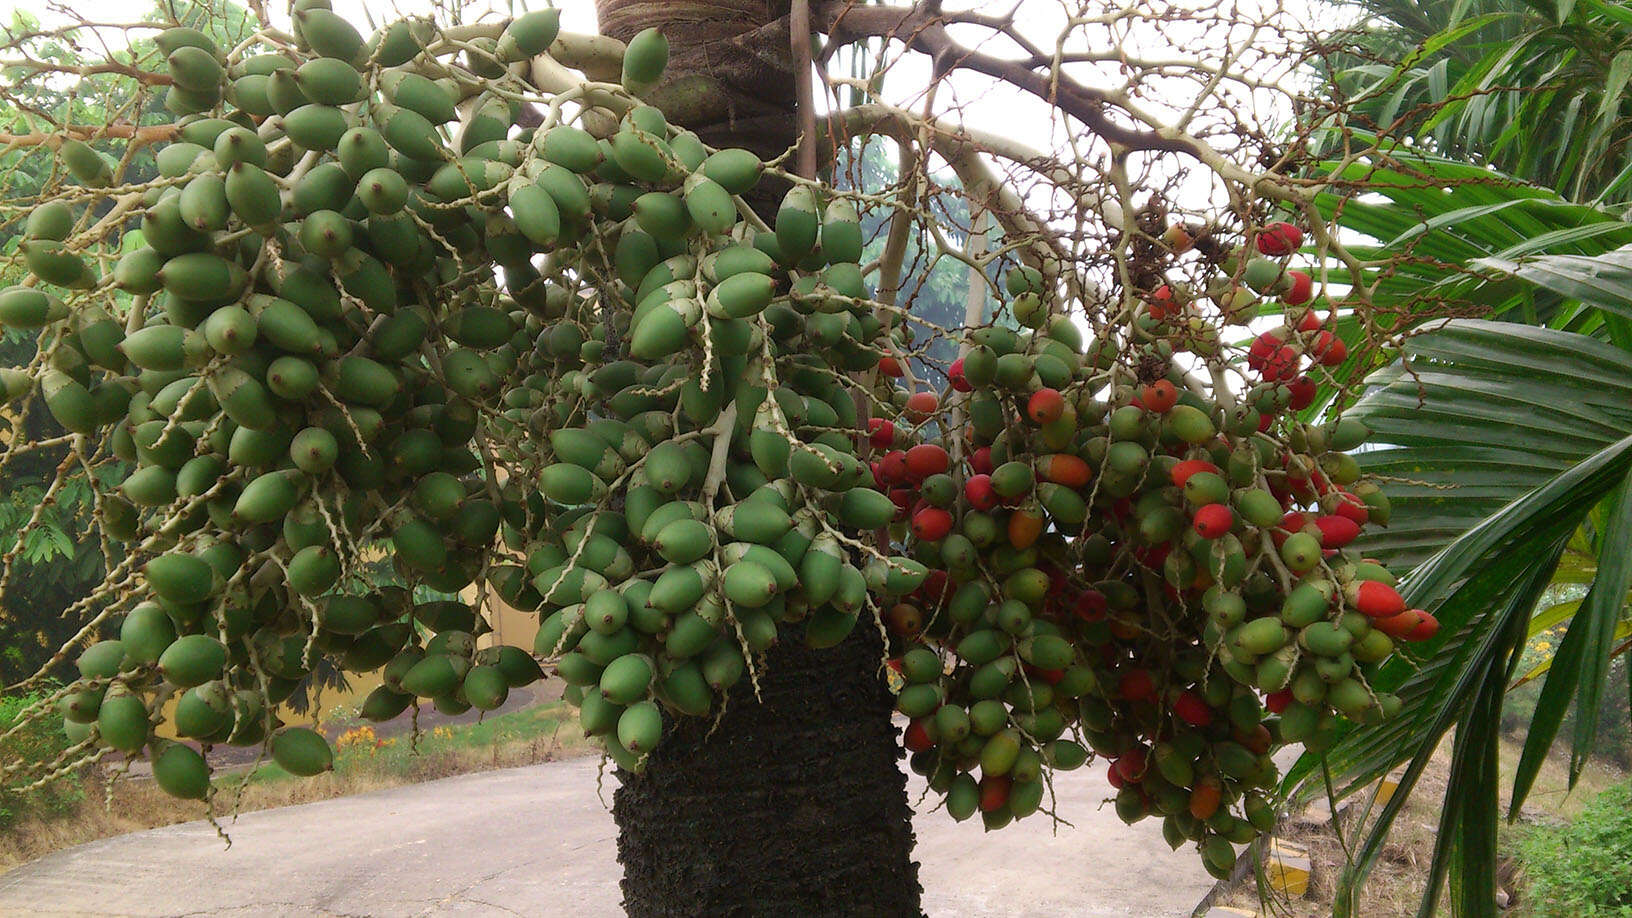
0, 0, 1450, 878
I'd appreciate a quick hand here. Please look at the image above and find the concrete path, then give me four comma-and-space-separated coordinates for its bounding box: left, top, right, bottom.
0, 757, 1214, 917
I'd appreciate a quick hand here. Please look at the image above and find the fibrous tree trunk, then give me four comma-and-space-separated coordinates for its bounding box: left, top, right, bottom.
596, 1, 801, 162
594, 3, 922, 915
613, 625, 921, 916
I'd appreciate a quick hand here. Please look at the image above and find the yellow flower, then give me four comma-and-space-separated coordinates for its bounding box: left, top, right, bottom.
336, 725, 377, 747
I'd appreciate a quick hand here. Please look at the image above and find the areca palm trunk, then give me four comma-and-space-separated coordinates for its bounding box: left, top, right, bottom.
593, 2, 922, 914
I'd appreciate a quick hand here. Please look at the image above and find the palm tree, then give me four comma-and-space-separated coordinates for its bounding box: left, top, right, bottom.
1293, 3, 1632, 904
1316, 0, 1632, 207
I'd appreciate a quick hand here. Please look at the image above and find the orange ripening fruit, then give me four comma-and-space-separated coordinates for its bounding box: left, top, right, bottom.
1189, 780, 1223, 820
904, 390, 938, 420
1007, 508, 1045, 549
1026, 387, 1065, 425
1039, 453, 1091, 488
1139, 379, 1178, 413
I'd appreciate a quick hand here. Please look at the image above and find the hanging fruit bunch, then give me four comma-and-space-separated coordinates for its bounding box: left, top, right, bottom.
870, 220, 1430, 876
10, 8, 604, 793
1, 8, 917, 794
0, 1, 1416, 879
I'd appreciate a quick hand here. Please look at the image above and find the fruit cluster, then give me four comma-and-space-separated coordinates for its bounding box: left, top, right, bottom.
870, 228, 1430, 874
2, 5, 1423, 875
14, 8, 612, 793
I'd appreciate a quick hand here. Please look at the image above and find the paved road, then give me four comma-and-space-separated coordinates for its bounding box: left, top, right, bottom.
0, 757, 1214, 917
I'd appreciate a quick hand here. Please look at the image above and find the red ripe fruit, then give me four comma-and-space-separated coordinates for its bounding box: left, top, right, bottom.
1265, 689, 1293, 714
1329, 490, 1369, 525
904, 718, 935, 752
904, 390, 938, 420
1377, 607, 1429, 637
1170, 458, 1222, 489
1105, 765, 1126, 789
868, 417, 894, 449
1256, 221, 1304, 256
1310, 329, 1345, 365
1319, 335, 1348, 366
904, 443, 949, 481
1172, 691, 1213, 727
1113, 745, 1148, 784
1284, 270, 1314, 306
1316, 514, 1361, 548
1347, 579, 1405, 619
1287, 375, 1317, 409
1073, 589, 1108, 621
918, 569, 951, 606
1134, 543, 1170, 570
1148, 284, 1179, 320
878, 450, 909, 484
1192, 503, 1234, 539
969, 446, 994, 475
1140, 379, 1179, 414
878, 355, 904, 377
1296, 311, 1324, 333
1247, 330, 1286, 371
1027, 387, 1066, 425
1405, 610, 1440, 642
1309, 467, 1332, 496
1257, 412, 1274, 433
1271, 511, 1305, 548
1118, 668, 1157, 703
948, 357, 974, 392
888, 488, 915, 520
964, 473, 999, 511
911, 506, 954, 541
1263, 346, 1301, 381
979, 774, 1012, 812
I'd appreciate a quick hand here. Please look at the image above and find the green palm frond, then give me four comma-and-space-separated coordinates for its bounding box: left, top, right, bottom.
1316, 0, 1632, 205
1286, 265, 1632, 912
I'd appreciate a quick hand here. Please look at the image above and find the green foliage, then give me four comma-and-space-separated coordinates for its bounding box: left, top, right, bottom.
1517, 780, 1632, 916
1295, 132, 1632, 420
1319, 0, 1632, 207
1288, 315, 1632, 912
0, 690, 84, 827
1291, 126, 1632, 913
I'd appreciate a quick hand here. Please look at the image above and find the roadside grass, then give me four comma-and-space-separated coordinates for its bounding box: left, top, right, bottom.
0, 701, 590, 874
1513, 779, 1632, 917
1215, 734, 1627, 917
